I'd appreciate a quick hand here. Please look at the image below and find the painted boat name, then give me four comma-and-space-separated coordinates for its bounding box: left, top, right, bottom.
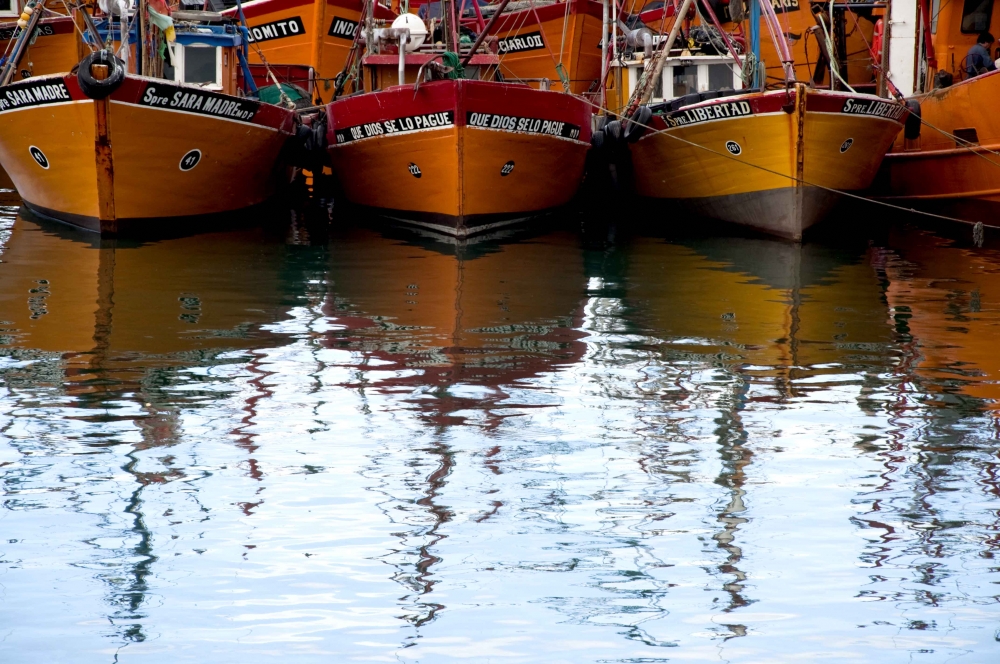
498, 31, 544, 54
328, 16, 358, 40
467, 112, 582, 139
662, 100, 752, 128
0, 80, 70, 111
0, 23, 54, 41
141, 84, 258, 121
335, 111, 454, 143
841, 98, 906, 120
246, 16, 305, 43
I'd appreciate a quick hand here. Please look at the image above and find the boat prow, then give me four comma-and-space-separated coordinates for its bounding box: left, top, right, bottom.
626, 85, 908, 240
326, 78, 592, 237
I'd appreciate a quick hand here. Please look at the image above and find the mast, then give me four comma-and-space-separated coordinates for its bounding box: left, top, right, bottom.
755, 0, 794, 84
461, 0, 511, 67
444, 0, 457, 53
887, 0, 918, 95
601, 0, 609, 108
749, 0, 761, 87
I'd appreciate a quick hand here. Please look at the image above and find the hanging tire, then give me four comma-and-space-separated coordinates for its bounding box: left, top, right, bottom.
604, 120, 622, 143
904, 100, 921, 140
77, 50, 126, 100
624, 106, 652, 143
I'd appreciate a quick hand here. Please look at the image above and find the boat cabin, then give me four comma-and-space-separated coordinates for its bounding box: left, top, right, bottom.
90, 14, 247, 96
606, 52, 744, 112
358, 14, 501, 92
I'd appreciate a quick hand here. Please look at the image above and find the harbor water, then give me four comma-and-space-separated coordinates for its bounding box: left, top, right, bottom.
1, 205, 998, 662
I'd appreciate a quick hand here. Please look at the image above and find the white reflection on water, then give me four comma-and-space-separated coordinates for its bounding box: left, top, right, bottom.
0, 215, 998, 662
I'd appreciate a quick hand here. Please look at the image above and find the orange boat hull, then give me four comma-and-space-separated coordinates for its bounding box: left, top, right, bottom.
0, 74, 296, 234
877, 70, 1000, 221
629, 87, 906, 239
326, 79, 592, 236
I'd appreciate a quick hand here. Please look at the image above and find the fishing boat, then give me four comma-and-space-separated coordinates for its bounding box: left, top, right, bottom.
602, 0, 907, 240
0, 2, 82, 83
481, 0, 605, 94
0, 6, 298, 235
875, 0, 1000, 223
324, 0, 592, 237
220, 0, 397, 100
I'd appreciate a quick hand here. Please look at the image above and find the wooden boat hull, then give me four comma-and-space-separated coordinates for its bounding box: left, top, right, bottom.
629, 87, 906, 240
325, 79, 592, 237
488, 0, 605, 95
0, 74, 296, 235
876, 70, 1000, 222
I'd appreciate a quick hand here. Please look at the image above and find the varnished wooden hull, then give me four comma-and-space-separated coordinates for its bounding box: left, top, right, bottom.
326, 79, 592, 236
877, 70, 1000, 222
488, 0, 605, 95
0, 74, 296, 234
629, 87, 906, 240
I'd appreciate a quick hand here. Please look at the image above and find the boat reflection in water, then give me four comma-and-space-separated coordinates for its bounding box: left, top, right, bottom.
1, 213, 999, 660
881, 226, 1000, 409
0, 213, 326, 646
321, 223, 589, 424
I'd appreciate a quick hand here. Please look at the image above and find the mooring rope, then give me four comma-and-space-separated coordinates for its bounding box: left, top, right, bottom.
585, 95, 992, 230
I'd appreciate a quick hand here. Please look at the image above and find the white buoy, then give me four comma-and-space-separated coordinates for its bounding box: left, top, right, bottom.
391, 13, 427, 52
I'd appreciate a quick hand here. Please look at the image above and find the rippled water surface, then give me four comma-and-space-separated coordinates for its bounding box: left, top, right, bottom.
1, 207, 999, 662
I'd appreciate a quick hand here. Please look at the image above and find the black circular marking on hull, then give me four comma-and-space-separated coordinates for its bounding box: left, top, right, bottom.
501, 160, 515, 176
725, 141, 742, 156
408, 162, 422, 178
179, 149, 202, 172
29, 146, 49, 169
840, 138, 854, 153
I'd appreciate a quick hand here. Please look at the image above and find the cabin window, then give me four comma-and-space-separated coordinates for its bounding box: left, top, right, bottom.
708, 63, 733, 89
960, 0, 992, 33
169, 44, 223, 88
672, 65, 698, 96
184, 45, 217, 84
0, 0, 18, 17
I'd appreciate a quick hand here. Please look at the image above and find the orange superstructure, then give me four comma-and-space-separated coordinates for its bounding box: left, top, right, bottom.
0, 13, 83, 81
223, 0, 395, 99
877, 0, 1000, 220
487, 0, 605, 94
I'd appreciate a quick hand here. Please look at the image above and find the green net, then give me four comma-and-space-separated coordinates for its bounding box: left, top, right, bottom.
441, 51, 464, 80
258, 83, 309, 105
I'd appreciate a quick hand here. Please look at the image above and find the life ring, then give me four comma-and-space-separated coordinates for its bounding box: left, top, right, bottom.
623, 106, 652, 143
869, 18, 883, 64
77, 50, 126, 100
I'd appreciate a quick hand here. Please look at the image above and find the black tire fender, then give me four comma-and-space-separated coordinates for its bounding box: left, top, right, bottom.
590, 129, 605, 149
904, 100, 921, 140
77, 50, 126, 100
604, 119, 623, 145
624, 106, 652, 143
